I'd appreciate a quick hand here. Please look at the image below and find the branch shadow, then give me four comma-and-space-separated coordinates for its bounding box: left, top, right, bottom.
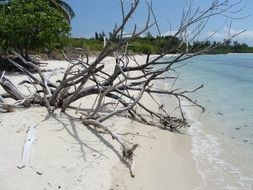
50, 112, 108, 162
84, 124, 134, 177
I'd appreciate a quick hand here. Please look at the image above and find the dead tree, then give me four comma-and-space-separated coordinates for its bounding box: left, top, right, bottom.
0, 0, 245, 175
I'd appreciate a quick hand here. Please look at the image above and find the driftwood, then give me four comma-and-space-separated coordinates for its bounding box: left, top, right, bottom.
0, 103, 14, 112
0, 94, 4, 103
0, 0, 244, 176
0, 71, 25, 100
17, 125, 37, 169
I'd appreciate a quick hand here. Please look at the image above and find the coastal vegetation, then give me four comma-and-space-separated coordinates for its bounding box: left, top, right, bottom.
0, 0, 247, 177
0, 1, 252, 59
65, 35, 253, 55
0, 0, 71, 70
0, 0, 75, 21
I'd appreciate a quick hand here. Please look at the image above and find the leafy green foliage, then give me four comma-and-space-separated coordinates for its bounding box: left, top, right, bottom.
0, 0, 75, 22
64, 38, 104, 52
57, 33, 253, 56
64, 33, 183, 55
0, 0, 71, 58
191, 40, 253, 54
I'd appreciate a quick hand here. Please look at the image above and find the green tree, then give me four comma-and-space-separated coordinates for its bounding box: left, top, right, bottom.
0, 0, 71, 58
0, 0, 75, 22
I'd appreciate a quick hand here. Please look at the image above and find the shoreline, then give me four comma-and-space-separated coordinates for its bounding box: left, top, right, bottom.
0, 56, 204, 190
110, 121, 204, 190
176, 53, 253, 190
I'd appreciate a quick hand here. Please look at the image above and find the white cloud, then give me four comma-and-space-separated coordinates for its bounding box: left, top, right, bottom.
232, 29, 253, 40
162, 30, 178, 36
207, 28, 253, 46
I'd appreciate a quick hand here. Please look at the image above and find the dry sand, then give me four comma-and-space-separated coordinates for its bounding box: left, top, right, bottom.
0, 55, 203, 190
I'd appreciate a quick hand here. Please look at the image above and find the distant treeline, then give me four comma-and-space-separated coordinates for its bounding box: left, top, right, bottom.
64, 32, 253, 55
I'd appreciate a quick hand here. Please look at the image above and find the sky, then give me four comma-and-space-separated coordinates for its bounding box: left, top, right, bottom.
65, 0, 253, 46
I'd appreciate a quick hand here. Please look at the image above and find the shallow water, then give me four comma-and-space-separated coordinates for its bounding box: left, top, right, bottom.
162, 54, 253, 189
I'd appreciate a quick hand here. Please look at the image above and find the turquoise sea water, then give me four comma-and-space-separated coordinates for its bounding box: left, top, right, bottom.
163, 54, 253, 189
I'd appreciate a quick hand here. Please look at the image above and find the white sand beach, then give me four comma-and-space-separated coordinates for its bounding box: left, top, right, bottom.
0, 55, 203, 190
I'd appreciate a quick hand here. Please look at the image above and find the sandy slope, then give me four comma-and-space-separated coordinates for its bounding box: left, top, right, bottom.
111, 122, 202, 190
0, 56, 203, 190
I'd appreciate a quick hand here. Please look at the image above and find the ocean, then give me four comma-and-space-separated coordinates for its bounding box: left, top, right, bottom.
161, 54, 253, 190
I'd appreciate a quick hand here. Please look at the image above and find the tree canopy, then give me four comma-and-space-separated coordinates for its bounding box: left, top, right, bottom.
0, 0, 71, 58
0, 0, 75, 22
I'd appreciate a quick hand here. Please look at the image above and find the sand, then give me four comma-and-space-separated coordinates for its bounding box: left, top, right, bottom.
0, 55, 203, 190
